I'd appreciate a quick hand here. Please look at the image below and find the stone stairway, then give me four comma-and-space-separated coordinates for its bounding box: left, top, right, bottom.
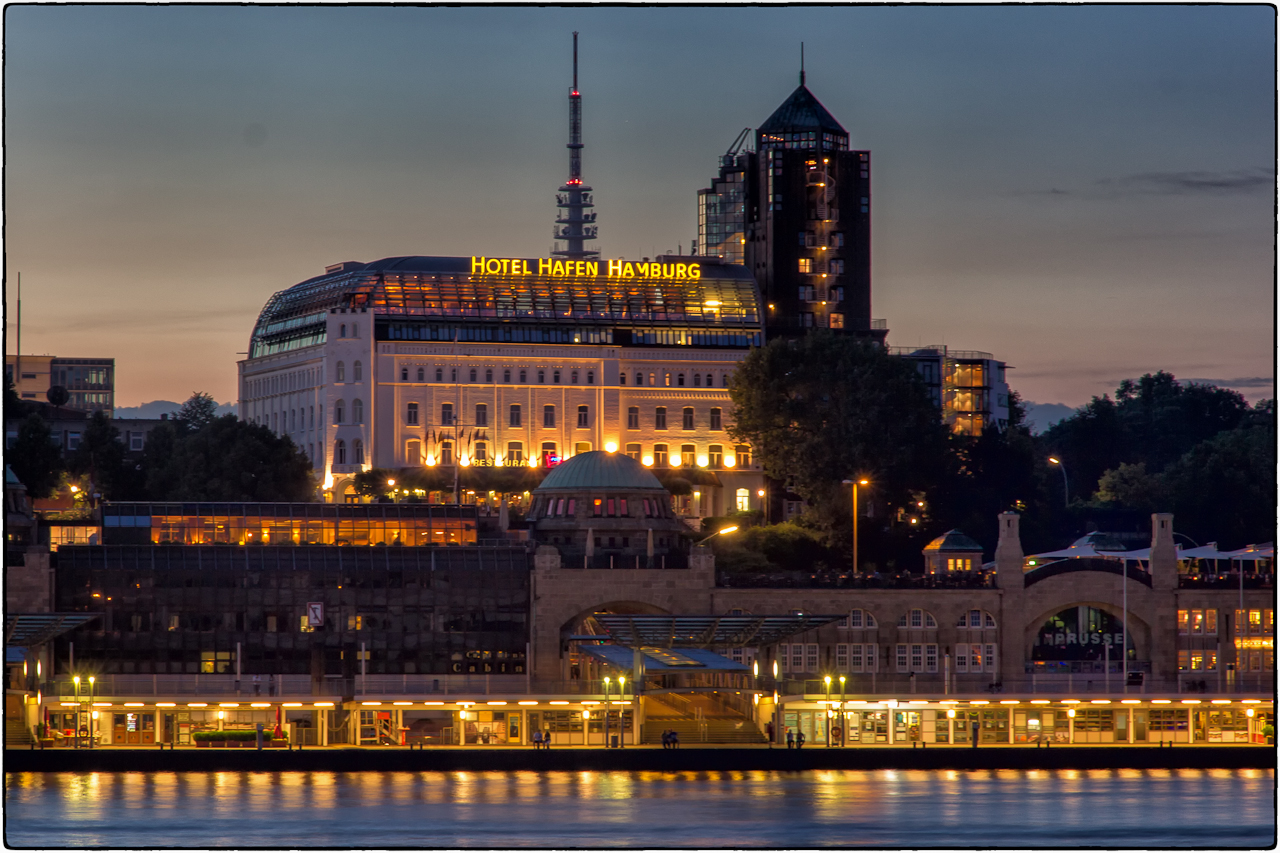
642, 716, 766, 745
6, 719, 34, 748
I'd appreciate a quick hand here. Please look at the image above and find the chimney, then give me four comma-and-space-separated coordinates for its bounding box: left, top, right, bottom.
995, 512, 1024, 590
1150, 513, 1177, 590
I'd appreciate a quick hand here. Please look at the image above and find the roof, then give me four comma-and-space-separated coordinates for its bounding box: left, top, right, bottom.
922, 529, 983, 554
535, 451, 666, 493
5, 613, 100, 647
576, 644, 749, 673
592, 613, 845, 649
758, 85, 847, 136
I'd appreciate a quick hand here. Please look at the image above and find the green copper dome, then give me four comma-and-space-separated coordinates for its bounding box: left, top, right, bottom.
534, 451, 666, 493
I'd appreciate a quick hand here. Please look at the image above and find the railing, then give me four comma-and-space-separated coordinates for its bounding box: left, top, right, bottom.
571, 553, 689, 569
47, 673, 530, 699
717, 571, 994, 589
1178, 573, 1273, 589
770, 672, 1274, 697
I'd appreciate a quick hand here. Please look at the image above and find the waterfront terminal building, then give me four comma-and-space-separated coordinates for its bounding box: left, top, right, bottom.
238, 255, 767, 518
6, 453, 1272, 749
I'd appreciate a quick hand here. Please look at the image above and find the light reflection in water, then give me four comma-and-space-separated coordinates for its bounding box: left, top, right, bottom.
5, 769, 1273, 848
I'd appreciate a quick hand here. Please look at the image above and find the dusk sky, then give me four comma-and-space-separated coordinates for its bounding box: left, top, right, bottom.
5, 5, 1274, 411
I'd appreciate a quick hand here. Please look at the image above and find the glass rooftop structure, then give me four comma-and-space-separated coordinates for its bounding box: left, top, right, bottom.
250, 256, 762, 358
592, 613, 846, 650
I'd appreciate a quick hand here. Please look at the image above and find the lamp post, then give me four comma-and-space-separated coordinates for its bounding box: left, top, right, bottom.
581, 709, 591, 748
839, 675, 847, 747
1048, 457, 1069, 506
88, 677, 96, 747
841, 479, 869, 573
618, 675, 626, 747
603, 677, 611, 748
696, 525, 738, 545
387, 478, 396, 503
823, 676, 832, 746
73, 676, 81, 749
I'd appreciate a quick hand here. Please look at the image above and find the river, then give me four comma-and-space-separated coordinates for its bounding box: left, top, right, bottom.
6, 768, 1274, 847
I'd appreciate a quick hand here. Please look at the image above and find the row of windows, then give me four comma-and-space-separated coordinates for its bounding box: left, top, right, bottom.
397, 440, 751, 470
536, 496, 670, 520
256, 406, 319, 433
402, 403, 728, 433
247, 367, 322, 400
393, 366, 732, 388
798, 231, 847, 249
1175, 608, 1275, 635
334, 361, 363, 383
774, 642, 998, 675
796, 261, 846, 278
838, 609, 998, 630
623, 443, 750, 469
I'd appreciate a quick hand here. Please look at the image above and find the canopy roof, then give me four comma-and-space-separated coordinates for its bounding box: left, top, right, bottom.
535, 451, 665, 493
922, 529, 983, 554
576, 644, 748, 672
5, 613, 100, 648
1029, 533, 1131, 560
592, 613, 843, 649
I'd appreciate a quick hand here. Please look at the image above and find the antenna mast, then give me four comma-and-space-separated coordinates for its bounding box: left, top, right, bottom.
552, 31, 599, 259
800, 42, 805, 85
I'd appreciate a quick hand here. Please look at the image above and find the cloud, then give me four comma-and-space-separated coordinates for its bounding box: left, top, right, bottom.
1098, 168, 1272, 195
1182, 376, 1274, 390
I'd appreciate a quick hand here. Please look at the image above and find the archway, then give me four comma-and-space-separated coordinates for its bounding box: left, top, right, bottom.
1025, 603, 1151, 678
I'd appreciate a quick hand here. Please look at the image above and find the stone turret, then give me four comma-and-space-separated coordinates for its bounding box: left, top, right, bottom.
995, 512, 1024, 590
1150, 512, 1178, 591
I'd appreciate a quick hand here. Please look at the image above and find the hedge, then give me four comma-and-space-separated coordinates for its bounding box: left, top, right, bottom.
193, 730, 278, 743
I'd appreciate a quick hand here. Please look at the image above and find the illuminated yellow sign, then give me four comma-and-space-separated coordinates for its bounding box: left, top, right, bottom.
471, 257, 701, 280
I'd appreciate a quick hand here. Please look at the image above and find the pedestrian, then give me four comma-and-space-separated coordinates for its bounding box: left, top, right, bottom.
532, 729, 543, 750
253, 674, 261, 696
543, 730, 551, 748
766, 720, 775, 748
971, 720, 980, 748
670, 730, 680, 749
662, 729, 670, 749
786, 728, 794, 749
797, 730, 805, 749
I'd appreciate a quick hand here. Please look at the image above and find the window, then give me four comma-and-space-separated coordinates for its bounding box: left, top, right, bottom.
485, 368, 493, 383
694, 374, 702, 387
798, 232, 807, 247
653, 444, 668, 468
129, 432, 144, 451
336, 362, 345, 382
571, 371, 579, 384
339, 324, 346, 338
553, 370, 561, 384
474, 442, 487, 463
417, 368, 425, 382
830, 286, 845, 302
709, 445, 723, 467
680, 444, 696, 467
543, 405, 556, 428
503, 369, 511, 383
436, 368, 444, 382
441, 403, 454, 426
710, 408, 722, 430
798, 258, 813, 274
334, 401, 345, 424
510, 405, 522, 427
352, 322, 358, 337
475, 404, 488, 427
538, 370, 545, 384
469, 369, 477, 383
450, 368, 457, 382
625, 443, 641, 460
519, 369, 527, 383
682, 407, 694, 430
805, 644, 819, 672
540, 442, 557, 466
353, 439, 364, 465
677, 373, 685, 387
577, 405, 589, 428
353, 361, 362, 381
896, 645, 909, 673
574, 442, 591, 457
635, 372, 643, 386
406, 402, 419, 425
406, 439, 420, 464
587, 370, 595, 385
401, 368, 408, 381
439, 441, 452, 466
620, 372, 626, 385
655, 407, 667, 430
335, 440, 345, 464
310, 406, 315, 428
830, 259, 845, 275
735, 488, 750, 512
801, 312, 815, 328
926, 644, 939, 673
735, 445, 751, 467
627, 407, 639, 429
506, 442, 523, 463
829, 313, 845, 329
798, 284, 817, 301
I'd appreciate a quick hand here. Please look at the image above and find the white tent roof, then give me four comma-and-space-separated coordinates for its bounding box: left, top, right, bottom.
1222, 543, 1275, 561
1028, 534, 1130, 561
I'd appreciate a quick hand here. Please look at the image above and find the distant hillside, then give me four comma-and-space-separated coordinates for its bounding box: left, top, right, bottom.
115, 400, 237, 420
1021, 401, 1076, 434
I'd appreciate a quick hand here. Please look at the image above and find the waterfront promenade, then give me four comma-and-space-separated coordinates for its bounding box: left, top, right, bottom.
6, 743, 1273, 773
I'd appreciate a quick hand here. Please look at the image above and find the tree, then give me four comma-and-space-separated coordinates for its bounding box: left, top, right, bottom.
146, 415, 315, 501
8, 413, 63, 498
175, 392, 219, 433
66, 410, 143, 500
353, 468, 397, 500
729, 333, 950, 542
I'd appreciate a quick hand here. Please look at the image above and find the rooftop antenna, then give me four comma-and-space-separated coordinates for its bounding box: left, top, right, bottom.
552, 31, 599, 260
800, 42, 805, 86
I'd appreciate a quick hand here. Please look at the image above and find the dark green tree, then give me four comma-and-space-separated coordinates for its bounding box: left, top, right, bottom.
8, 413, 64, 498
147, 415, 315, 501
175, 392, 220, 433
353, 468, 397, 499
729, 333, 950, 543
66, 410, 145, 500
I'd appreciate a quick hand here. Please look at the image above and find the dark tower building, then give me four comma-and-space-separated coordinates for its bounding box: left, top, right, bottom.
699, 65, 885, 341
552, 32, 599, 260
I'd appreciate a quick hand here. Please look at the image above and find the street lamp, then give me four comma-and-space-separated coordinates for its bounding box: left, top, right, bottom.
696, 525, 738, 544
1048, 457, 1069, 506
841, 479, 869, 573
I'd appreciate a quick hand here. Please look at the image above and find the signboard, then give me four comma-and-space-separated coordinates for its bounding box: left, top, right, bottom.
307, 602, 325, 628
471, 256, 702, 280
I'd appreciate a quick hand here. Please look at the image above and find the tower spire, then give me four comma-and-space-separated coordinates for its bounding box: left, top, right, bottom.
800, 42, 805, 86
553, 31, 599, 259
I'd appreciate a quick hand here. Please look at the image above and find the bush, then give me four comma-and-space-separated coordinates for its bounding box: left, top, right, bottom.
193, 729, 267, 742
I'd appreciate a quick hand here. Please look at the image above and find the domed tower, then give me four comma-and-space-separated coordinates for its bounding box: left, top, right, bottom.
529, 451, 686, 567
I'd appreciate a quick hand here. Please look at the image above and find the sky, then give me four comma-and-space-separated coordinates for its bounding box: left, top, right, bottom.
4, 5, 1274, 410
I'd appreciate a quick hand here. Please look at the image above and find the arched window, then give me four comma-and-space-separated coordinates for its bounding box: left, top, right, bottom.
722, 374, 729, 387
334, 400, 345, 424
436, 368, 444, 382
677, 373, 686, 387
519, 369, 527, 383
504, 369, 512, 383
635, 372, 643, 386
353, 439, 364, 465
450, 368, 457, 382
406, 439, 421, 464
417, 368, 425, 382
353, 361, 362, 381
537, 370, 545, 384
469, 369, 477, 383
351, 322, 358, 337
571, 371, 579, 384
406, 403, 419, 425
352, 399, 363, 423
339, 324, 346, 338
587, 370, 595, 385
842, 609, 877, 629
693, 374, 702, 387
335, 439, 346, 464
706, 374, 714, 387
957, 610, 998, 629
553, 370, 561, 384
310, 406, 314, 428
336, 362, 345, 382
400, 367, 408, 381
485, 368, 493, 383
897, 608, 937, 629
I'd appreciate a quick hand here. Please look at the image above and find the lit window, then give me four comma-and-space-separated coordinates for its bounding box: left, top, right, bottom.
798, 258, 813, 274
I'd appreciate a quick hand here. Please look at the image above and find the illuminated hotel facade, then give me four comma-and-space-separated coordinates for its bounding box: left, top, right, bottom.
238, 254, 767, 515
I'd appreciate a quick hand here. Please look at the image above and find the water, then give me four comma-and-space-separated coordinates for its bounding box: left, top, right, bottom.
6, 769, 1274, 848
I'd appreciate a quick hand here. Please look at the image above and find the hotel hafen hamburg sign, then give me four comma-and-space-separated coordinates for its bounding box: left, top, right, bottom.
471, 256, 703, 280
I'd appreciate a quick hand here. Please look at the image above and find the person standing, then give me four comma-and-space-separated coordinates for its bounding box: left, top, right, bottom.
766, 720, 775, 748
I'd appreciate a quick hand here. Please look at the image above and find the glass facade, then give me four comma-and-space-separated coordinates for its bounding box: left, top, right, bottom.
101, 503, 478, 547
697, 155, 749, 265
54, 544, 530, 675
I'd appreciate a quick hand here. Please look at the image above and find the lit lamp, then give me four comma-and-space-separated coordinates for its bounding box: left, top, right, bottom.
1048, 457, 1069, 505
459, 454, 471, 467
723, 455, 736, 468
425, 454, 437, 467
841, 478, 870, 573
605, 441, 618, 453
947, 707, 956, 744
696, 455, 709, 468
642, 455, 654, 467
1067, 707, 1076, 744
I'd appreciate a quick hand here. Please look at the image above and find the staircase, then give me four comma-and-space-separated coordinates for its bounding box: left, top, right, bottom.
642, 716, 766, 745
6, 719, 34, 748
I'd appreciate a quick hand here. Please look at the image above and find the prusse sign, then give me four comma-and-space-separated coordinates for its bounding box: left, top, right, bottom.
471, 256, 702, 280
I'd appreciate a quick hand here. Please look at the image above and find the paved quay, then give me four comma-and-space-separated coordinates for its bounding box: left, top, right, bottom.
6, 744, 1273, 773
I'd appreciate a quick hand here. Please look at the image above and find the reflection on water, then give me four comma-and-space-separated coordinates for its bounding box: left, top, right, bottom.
6, 769, 1274, 848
